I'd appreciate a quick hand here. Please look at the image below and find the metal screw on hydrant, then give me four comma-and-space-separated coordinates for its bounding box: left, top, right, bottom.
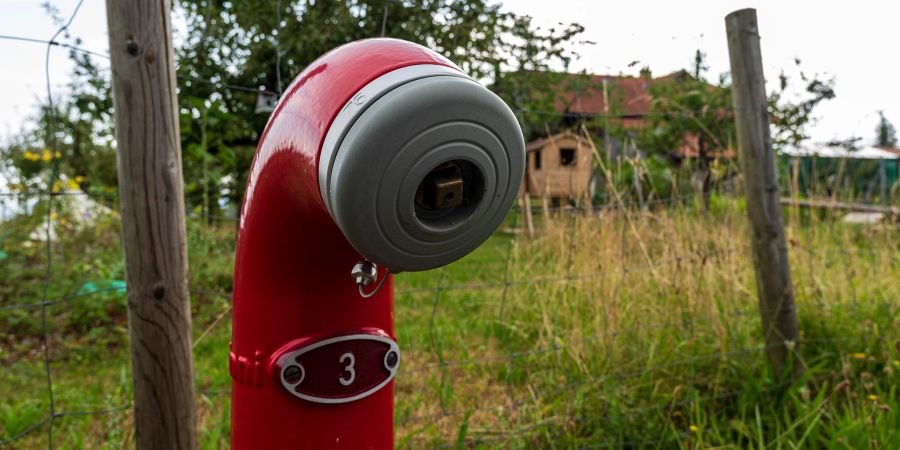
283, 364, 304, 384
351, 260, 378, 287
385, 350, 399, 369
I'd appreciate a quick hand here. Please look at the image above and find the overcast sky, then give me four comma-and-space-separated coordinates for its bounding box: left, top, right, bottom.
0, 0, 897, 148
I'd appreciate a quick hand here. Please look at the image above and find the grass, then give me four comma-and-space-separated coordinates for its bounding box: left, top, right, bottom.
1, 194, 898, 449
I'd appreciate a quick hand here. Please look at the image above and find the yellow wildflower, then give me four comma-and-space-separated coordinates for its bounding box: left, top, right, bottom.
54, 151, 61, 158
851, 353, 867, 360
41, 149, 52, 162
23, 150, 40, 161
689, 424, 699, 433
868, 394, 879, 401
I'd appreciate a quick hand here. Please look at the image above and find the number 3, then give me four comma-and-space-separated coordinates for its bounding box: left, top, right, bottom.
339, 352, 356, 386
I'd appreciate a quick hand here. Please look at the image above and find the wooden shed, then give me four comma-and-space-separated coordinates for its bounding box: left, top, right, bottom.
523, 130, 593, 205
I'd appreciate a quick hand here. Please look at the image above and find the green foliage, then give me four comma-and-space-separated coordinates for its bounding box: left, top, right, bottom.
2, 1, 584, 216
3, 198, 898, 448
494, 69, 594, 141
607, 51, 836, 206
0, 4, 117, 198
1, 50, 117, 197
489, 19, 586, 140
875, 111, 897, 147
616, 50, 736, 206
588, 153, 697, 206
0, 399, 44, 440
179, 96, 247, 218
768, 59, 836, 150
780, 152, 899, 205
635, 51, 735, 163
173, 0, 583, 208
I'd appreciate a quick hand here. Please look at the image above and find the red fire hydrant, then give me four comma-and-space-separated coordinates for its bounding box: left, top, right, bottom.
231, 38, 524, 449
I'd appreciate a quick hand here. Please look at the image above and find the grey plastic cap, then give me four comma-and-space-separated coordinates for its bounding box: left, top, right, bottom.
325, 75, 524, 272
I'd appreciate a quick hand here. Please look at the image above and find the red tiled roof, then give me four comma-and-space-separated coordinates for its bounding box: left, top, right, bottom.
555, 71, 688, 117
529, 70, 735, 159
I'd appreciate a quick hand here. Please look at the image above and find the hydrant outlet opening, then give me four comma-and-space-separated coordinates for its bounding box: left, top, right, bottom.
414, 159, 484, 230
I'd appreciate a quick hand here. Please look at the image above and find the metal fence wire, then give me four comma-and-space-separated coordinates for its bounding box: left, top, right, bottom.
2, 183, 896, 448
1, 4, 898, 449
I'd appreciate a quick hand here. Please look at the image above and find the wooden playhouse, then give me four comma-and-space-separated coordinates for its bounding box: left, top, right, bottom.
523, 129, 593, 206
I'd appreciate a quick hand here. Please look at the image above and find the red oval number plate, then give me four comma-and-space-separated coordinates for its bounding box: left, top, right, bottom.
272, 331, 400, 404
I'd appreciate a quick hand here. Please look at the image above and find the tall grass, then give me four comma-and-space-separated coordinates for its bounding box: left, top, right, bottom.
393, 198, 899, 448
1, 196, 897, 448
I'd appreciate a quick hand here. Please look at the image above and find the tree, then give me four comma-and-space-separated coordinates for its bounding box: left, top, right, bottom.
767, 58, 836, 151
634, 50, 735, 208
627, 52, 836, 207
875, 111, 897, 147
175, 0, 582, 212
3, 0, 583, 217
2, 48, 117, 200
489, 16, 586, 140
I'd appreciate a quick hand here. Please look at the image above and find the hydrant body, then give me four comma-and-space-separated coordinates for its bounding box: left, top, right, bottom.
232, 39, 524, 449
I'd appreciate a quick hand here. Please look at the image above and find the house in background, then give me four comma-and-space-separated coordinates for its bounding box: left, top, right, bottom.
518, 130, 594, 236
544, 70, 735, 163
523, 130, 593, 206
512, 70, 738, 234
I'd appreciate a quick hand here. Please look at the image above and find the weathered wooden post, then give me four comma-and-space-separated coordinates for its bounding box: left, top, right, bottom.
105, 0, 198, 448
726, 8, 801, 379
522, 190, 535, 237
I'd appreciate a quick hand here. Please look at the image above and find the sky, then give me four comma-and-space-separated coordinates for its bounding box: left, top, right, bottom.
0, 0, 898, 148
504, 0, 899, 147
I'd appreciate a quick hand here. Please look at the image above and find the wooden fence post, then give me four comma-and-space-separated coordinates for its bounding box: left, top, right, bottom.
726, 8, 801, 379
522, 190, 535, 237
105, 0, 198, 448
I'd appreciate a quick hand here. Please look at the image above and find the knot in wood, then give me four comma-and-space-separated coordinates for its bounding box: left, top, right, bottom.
126, 40, 139, 56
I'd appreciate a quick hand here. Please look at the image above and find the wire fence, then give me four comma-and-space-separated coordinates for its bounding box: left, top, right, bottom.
1, 3, 898, 449
2, 183, 896, 448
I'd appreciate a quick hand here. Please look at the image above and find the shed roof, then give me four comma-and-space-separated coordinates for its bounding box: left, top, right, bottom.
525, 130, 590, 152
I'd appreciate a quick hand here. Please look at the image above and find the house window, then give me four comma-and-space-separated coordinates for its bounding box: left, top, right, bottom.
560, 147, 576, 166
534, 151, 542, 169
